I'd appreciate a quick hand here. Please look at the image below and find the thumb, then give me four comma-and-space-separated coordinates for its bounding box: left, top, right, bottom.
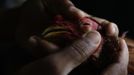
48, 31, 101, 75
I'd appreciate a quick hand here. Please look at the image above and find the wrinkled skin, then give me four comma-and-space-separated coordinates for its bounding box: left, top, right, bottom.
12, 0, 129, 75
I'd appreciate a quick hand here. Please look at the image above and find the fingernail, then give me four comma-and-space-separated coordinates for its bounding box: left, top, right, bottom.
84, 31, 101, 44
106, 23, 116, 36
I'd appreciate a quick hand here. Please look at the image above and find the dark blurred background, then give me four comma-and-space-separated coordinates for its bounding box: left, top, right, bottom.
71, 0, 133, 39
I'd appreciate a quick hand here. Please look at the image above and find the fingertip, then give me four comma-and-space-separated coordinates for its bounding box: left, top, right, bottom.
111, 22, 119, 36
84, 30, 101, 45
28, 35, 38, 47
106, 22, 119, 37
29, 36, 44, 46
106, 23, 115, 36
119, 38, 128, 50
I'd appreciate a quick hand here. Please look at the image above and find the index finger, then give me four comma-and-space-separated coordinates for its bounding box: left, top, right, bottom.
118, 38, 129, 65
90, 16, 119, 37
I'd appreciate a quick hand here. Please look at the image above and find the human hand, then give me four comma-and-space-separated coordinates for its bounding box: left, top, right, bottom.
15, 0, 129, 74
15, 0, 96, 47
88, 17, 129, 75
26, 20, 128, 75
17, 31, 101, 75
101, 38, 129, 75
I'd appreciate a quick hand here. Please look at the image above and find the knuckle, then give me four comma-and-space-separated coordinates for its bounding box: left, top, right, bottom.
69, 39, 96, 62
68, 45, 87, 63
72, 40, 89, 58
71, 37, 99, 56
